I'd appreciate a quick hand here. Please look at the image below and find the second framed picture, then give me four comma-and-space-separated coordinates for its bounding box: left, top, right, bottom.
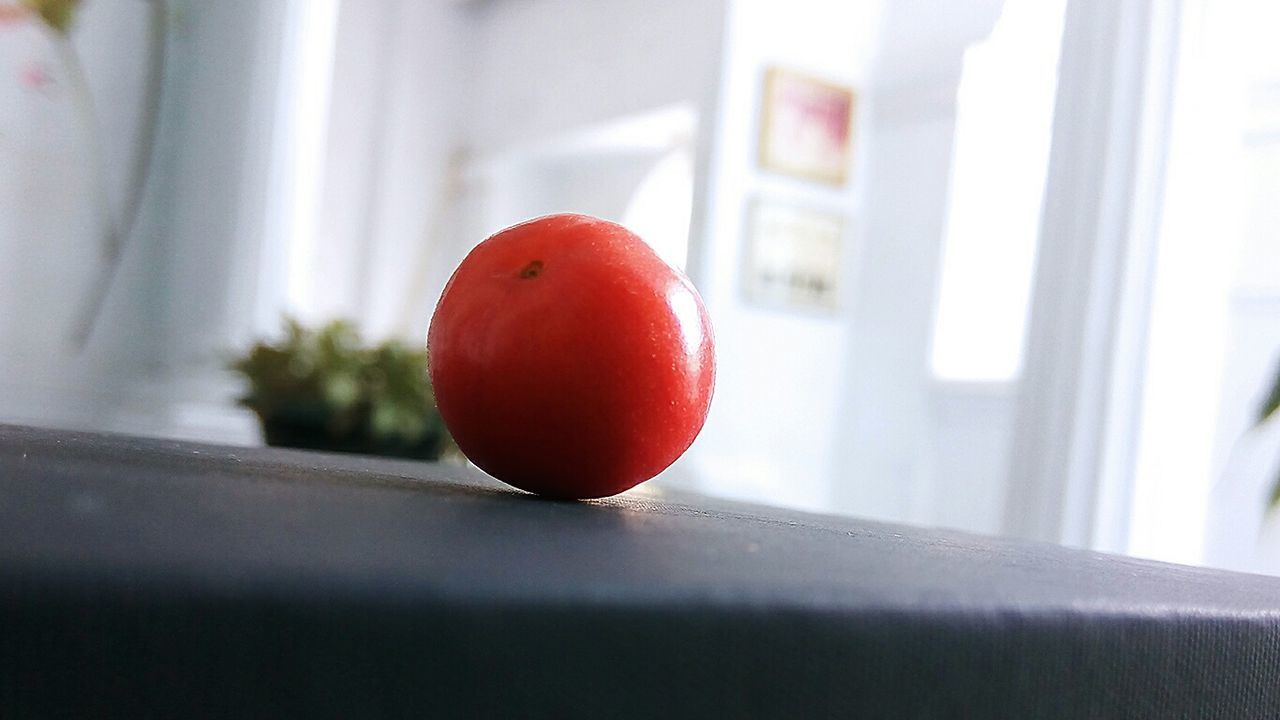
742, 199, 845, 314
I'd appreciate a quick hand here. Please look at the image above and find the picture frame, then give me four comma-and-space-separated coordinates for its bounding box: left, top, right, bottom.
758, 67, 856, 187
742, 198, 845, 314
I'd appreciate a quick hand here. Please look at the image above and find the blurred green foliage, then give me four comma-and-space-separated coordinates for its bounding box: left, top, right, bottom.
21, 0, 81, 34
1259, 363, 1280, 511
231, 319, 452, 461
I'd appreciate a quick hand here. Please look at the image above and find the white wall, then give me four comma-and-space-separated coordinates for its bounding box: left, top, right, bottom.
929, 386, 1016, 531
683, 0, 879, 511
466, 0, 726, 154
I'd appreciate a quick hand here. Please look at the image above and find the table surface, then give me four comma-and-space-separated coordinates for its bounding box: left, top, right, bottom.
3, 424, 1279, 719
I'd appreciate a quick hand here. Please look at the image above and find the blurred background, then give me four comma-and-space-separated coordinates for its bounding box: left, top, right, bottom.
2, 0, 1279, 575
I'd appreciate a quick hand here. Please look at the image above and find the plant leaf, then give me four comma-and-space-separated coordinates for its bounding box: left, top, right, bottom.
1259, 360, 1280, 427
21, 0, 80, 34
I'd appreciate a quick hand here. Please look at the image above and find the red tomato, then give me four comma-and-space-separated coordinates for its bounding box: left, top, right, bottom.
427, 213, 715, 499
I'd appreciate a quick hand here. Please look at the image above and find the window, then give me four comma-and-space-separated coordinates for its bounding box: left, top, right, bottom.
929, 0, 1067, 382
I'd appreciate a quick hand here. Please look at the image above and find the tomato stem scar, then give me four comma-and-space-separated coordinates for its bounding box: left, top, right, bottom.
519, 260, 544, 279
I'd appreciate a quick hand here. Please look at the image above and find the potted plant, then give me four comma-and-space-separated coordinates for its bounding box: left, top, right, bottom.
231, 319, 453, 461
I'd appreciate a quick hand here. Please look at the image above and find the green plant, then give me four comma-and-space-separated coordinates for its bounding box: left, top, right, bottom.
17, 0, 82, 34
231, 318, 452, 460
1259, 361, 1280, 511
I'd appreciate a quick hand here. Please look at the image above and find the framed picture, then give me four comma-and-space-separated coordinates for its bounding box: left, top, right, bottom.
758, 67, 856, 186
742, 199, 845, 313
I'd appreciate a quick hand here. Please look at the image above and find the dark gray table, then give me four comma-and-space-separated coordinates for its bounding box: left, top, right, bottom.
2, 424, 1279, 718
